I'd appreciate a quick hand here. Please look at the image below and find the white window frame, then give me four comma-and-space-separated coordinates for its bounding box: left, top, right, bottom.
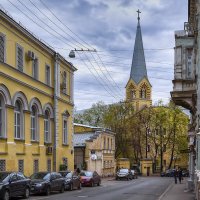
44, 110, 51, 143
16, 44, 24, 72
0, 33, 6, 63
14, 101, 23, 139
63, 118, 68, 145
0, 96, 6, 138
33, 57, 39, 80
31, 106, 38, 141
63, 71, 67, 94
45, 64, 51, 86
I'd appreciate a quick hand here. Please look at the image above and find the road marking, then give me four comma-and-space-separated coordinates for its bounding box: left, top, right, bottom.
158, 182, 174, 200
77, 196, 88, 198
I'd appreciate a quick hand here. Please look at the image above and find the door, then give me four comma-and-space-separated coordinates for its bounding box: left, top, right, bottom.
9, 173, 20, 197
147, 167, 150, 176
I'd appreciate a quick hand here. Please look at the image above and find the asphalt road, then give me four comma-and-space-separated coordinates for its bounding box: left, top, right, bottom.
28, 177, 173, 200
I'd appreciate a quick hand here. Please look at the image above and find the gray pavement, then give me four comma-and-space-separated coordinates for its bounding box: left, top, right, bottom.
160, 178, 195, 200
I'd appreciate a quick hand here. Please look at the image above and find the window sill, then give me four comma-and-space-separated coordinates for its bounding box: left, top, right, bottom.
14, 139, 25, 143
16, 152, 25, 155
0, 152, 8, 155
62, 143, 69, 146
0, 137, 7, 141
31, 140, 39, 144
44, 142, 52, 145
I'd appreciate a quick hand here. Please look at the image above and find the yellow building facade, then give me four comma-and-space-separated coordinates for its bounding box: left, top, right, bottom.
0, 10, 76, 175
74, 123, 116, 177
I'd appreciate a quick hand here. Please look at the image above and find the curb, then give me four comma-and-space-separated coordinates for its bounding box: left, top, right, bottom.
158, 182, 174, 200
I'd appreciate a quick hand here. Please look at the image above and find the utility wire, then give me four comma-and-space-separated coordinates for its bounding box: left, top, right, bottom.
7, 1, 123, 99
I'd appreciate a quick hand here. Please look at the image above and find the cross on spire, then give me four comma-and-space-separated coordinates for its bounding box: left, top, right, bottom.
137, 9, 141, 21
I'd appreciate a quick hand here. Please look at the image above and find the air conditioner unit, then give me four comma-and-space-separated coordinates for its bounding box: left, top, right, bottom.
46, 146, 53, 155
27, 51, 35, 60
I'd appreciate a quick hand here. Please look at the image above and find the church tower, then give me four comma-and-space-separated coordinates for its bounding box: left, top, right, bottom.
125, 10, 152, 111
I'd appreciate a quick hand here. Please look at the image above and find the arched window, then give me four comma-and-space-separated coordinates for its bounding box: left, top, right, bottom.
130, 89, 135, 99
44, 110, 51, 143
0, 96, 5, 137
140, 88, 146, 99
31, 105, 38, 141
14, 100, 23, 139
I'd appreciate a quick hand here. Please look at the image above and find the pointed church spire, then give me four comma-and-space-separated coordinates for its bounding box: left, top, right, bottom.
130, 10, 148, 84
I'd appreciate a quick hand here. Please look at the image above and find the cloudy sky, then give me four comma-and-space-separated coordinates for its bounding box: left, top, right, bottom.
0, 0, 188, 110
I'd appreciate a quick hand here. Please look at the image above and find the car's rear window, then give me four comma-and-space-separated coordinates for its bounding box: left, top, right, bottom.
0, 172, 9, 181
30, 172, 49, 180
119, 169, 129, 173
80, 171, 93, 177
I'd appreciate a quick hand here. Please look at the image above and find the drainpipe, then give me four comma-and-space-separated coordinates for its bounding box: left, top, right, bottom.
53, 53, 59, 171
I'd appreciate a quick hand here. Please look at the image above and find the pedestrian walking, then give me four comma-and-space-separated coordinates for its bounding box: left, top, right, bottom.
174, 169, 178, 184
178, 168, 183, 184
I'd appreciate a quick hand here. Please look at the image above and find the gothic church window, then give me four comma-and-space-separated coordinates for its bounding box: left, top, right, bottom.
140, 87, 146, 99
130, 89, 135, 99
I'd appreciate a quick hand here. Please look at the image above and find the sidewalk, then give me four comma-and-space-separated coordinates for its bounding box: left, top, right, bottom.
160, 178, 195, 200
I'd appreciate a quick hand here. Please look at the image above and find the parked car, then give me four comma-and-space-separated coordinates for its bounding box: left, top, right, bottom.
0, 171, 31, 200
30, 172, 65, 195
79, 171, 101, 187
116, 168, 132, 180
59, 171, 81, 191
130, 170, 138, 179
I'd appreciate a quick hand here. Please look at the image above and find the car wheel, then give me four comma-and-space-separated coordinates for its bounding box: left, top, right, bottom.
70, 183, 73, 191
3, 190, 9, 200
97, 180, 101, 186
78, 182, 81, 190
24, 187, 30, 199
60, 185, 65, 193
45, 186, 51, 196
91, 181, 94, 187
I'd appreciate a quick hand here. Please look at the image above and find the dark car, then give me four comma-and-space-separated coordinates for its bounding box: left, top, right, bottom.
182, 169, 189, 177
60, 171, 81, 191
30, 172, 65, 195
130, 170, 138, 179
0, 171, 31, 200
79, 171, 101, 187
116, 168, 132, 180
165, 169, 175, 177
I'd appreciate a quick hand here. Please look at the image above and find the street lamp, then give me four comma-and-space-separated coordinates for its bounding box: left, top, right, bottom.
69, 49, 97, 58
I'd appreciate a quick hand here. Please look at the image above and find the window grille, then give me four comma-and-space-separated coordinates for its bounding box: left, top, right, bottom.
0, 160, 6, 171
33, 159, 39, 173
18, 160, 24, 173
47, 159, 51, 172
0, 35, 5, 62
